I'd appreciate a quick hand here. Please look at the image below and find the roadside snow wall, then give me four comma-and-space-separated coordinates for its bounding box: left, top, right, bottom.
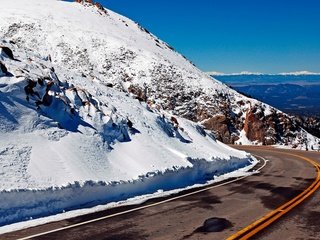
0, 156, 254, 226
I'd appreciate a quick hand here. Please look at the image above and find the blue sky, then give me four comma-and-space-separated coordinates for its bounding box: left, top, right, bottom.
76, 0, 320, 73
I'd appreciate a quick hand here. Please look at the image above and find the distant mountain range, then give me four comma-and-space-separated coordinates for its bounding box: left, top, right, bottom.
210, 73, 320, 87
235, 84, 320, 116
208, 71, 320, 77
212, 73, 320, 139
211, 73, 320, 116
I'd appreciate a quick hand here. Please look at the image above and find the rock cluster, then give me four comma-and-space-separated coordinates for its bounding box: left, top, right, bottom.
75, 0, 108, 15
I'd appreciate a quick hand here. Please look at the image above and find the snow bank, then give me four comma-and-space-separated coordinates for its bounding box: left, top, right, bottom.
0, 155, 253, 226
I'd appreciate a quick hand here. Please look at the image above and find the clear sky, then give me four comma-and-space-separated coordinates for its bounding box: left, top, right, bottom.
77, 0, 320, 74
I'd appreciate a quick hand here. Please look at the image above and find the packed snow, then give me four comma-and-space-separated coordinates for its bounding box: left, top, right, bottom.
235, 130, 258, 146
0, 161, 260, 235
0, 0, 258, 227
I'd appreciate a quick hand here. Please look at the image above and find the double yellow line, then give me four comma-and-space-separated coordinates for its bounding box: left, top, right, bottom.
227, 152, 320, 240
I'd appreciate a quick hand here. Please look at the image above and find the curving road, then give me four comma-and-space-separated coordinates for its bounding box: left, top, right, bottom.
2, 147, 320, 240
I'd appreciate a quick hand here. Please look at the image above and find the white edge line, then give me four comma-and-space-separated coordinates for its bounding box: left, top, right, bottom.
17, 156, 267, 240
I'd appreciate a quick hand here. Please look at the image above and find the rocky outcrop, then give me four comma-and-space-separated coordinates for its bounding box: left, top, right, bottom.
128, 84, 147, 102
243, 108, 266, 143
296, 116, 320, 139
241, 105, 304, 145
75, 0, 93, 3
203, 115, 232, 143
75, 0, 108, 15
126, 72, 317, 147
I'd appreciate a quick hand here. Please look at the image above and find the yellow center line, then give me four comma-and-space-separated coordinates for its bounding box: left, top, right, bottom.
227, 150, 320, 240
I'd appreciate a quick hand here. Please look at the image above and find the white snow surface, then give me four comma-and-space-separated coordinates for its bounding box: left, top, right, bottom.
0, 162, 258, 235
0, 0, 256, 226
235, 129, 258, 146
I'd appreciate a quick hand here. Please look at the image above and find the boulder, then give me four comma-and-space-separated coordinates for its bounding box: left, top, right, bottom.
203, 114, 232, 143
128, 85, 146, 102
243, 109, 266, 143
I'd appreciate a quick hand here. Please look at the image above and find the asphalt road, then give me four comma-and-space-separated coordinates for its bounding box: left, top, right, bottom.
2, 146, 320, 240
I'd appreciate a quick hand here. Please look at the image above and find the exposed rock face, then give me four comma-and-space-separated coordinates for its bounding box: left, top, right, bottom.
128, 84, 147, 102
243, 109, 266, 143
298, 116, 320, 139
75, 0, 93, 3
240, 105, 306, 145
118, 61, 319, 149
75, 0, 108, 15
203, 115, 231, 143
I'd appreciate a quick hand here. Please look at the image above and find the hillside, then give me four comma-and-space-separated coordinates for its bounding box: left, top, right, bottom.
0, 0, 318, 228
212, 73, 320, 142
0, 0, 256, 228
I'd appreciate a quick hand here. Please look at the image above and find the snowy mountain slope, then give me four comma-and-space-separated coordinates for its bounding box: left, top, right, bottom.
0, 0, 260, 227
1, 0, 318, 150
0, 44, 254, 226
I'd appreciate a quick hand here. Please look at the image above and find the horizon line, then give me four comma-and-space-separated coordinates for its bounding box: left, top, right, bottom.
207, 70, 320, 76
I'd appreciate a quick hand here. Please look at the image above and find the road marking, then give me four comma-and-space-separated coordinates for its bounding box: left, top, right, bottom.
16, 156, 267, 240
227, 150, 320, 240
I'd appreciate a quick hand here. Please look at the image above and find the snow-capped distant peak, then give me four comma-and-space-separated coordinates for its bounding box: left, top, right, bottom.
207, 71, 263, 76
237, 71, 263, 75
279, 71, 320, 76
208, 70, 320, 76
205, 71, 226, 76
